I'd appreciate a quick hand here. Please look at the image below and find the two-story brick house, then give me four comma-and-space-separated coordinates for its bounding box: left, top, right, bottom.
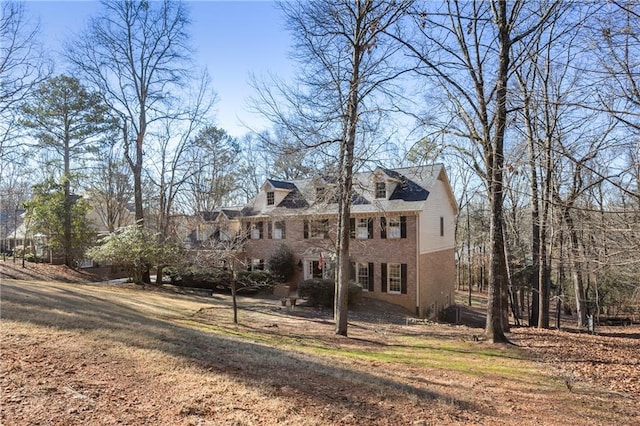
205, 164, 458, 317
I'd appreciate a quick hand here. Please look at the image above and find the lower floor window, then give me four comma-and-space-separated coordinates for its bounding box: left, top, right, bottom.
249, 258, 264, 271
382, 262, 407, 294
355, 262, 369, 291
388, 263, 402, 294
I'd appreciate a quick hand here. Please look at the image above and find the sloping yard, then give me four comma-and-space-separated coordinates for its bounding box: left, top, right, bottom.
1, 261, 638, 425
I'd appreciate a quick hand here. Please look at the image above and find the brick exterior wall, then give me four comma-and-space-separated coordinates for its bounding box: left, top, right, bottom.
418, 247, 456, 318
243, 215, 420, 313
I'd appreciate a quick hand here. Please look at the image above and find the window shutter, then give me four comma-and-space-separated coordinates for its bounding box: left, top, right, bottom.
368, 263, 374, 291
440, 216, 444, 237
380, 217, 387, 239
258, 221, 264, 239
381, 263, 387, 293
322, 219, 329, 239
349, 262, 355, 281
400, 216, 407, 238
281, 222, 286, 239
401, 263, 407, 294
267, 222, 273, 239
350, 218, 355, 239
303, 220, 309, 239
367, 218, 373, 239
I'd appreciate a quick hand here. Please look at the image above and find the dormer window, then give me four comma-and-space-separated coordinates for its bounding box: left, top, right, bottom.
375, 182, 386, 199
267, 191, 275, 206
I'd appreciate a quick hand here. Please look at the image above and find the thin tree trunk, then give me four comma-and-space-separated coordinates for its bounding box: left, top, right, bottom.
564, 209, 587, 327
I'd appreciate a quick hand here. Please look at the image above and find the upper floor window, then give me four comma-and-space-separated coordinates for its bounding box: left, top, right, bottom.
250, 222, 263, 239
266, 191, 275, 206
388, 217, 401, 239
304, 219, 329, 239
356, 218, 369, 239
375, 182, 386, 199
268, 221, 286, 240
350, 217, 373, 239
380, 216, 406, 239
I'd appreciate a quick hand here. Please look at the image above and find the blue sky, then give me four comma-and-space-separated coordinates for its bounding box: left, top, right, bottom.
24, 0, 294, 138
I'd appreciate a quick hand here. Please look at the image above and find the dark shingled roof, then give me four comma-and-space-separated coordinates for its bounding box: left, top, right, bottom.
278, 187, 309, 209
200, 211, 219, 222
221, 209, 242, 218
267, 179, 297, 190
382, 168, 430, 202
351, 192, 370, 205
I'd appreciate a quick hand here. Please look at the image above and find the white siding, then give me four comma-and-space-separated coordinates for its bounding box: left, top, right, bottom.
418, 178, 456, 254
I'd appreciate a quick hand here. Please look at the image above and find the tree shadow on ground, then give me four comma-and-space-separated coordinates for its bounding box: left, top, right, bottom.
1, 280, 481, 421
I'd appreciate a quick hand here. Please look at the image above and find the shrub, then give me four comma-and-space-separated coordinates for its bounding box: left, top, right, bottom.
236, 270, 275, 294
168, 266, 232, 291
298, 278, 362, 307
267, 244, 297, 283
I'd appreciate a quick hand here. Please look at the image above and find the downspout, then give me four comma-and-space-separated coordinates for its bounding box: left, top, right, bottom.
416, 211, 421, 317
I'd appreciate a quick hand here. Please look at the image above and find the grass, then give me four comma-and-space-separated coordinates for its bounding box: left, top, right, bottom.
2, 278, 635, 425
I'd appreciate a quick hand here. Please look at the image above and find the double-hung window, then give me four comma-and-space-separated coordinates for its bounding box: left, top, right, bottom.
381, 262, 407, 294
388, 263, 402, 294
375, 182, 386, 199
305, 219, 329, 239
356, 218, 369, 239
273, 221, 285, 239
250, 222, 263, 239
266, 191, 275, 206
388, 217, 401, 239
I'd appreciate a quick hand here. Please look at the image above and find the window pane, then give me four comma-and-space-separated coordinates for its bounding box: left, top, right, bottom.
356, 218, 368, 239
357, 263, 369, 291
388, 217, 401, 239
388, 263, 401, 293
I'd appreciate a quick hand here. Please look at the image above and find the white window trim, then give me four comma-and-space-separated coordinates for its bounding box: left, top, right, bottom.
356, 218, 368, 239
355, 262, 369, 291
309, 220, 327, 239
387, 263, 402, 294
388, 217, 401, 239
375, 181, 386, 199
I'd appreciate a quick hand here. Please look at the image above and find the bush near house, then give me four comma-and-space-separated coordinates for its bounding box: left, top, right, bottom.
298, 278, 362, 307
168, 267, 275, 294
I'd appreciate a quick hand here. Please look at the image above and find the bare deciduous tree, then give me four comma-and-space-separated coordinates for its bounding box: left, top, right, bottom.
66, 0, 194, 226
0, 1, 50, 167
400, 0, 560, 342
254, 0, 413, 336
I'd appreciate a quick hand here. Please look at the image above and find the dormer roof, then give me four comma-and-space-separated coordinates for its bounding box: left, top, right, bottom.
380, 168, 430, 202
265, 179, 297, 191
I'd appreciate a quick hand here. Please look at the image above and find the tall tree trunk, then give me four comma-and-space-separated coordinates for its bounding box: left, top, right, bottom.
485, 0, 510, 343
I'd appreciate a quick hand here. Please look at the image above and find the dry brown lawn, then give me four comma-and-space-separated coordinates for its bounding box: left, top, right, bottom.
1, 260, 639, 425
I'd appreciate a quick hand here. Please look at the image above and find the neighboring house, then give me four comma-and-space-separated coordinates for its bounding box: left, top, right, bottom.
0, 209, 27, 254
202, 164, 458, 318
